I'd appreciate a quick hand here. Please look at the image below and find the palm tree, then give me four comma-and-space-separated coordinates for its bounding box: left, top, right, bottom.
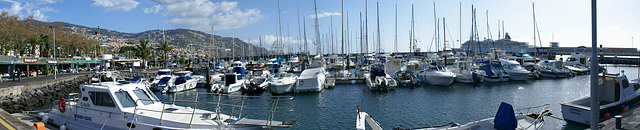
157, 40, 173, 68
136, 38, 151, 69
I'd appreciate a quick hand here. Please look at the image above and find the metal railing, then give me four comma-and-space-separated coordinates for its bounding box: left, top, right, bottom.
130, 92, 294, 129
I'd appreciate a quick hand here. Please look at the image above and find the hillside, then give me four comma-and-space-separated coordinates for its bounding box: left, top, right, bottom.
42, 21, 268, 59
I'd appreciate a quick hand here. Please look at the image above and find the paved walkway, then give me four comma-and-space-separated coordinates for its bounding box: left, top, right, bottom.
601, 106, 640, 129
0, 72, 90, 88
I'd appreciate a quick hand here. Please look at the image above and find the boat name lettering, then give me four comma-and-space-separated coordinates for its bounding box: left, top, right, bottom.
74, 114, 92, 121
568, 107, 582, 115
80, 102, 91, 107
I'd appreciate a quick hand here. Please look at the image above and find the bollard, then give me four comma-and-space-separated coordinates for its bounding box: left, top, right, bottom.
616, 115, 622, 129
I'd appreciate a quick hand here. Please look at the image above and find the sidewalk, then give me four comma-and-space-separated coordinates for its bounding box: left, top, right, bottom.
0, 72, 90, 88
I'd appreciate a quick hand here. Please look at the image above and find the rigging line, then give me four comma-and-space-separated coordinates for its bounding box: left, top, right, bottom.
445, 21, 456, 49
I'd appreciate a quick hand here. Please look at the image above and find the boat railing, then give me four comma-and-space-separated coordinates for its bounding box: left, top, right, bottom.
514, 104, 551, 130
130, 92, 294, 128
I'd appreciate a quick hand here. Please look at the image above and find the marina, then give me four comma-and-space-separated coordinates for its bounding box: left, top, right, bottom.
2, 0, 640, 130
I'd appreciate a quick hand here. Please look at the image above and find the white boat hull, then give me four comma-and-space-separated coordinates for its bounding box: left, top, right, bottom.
507, 72, 529, 81
270, 83, 296, 94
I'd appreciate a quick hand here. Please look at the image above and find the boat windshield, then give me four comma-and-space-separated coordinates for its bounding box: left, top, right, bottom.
274, 73, 292, 78
115, 91, 136, 108
157, 77, 172, 86
133, 89, 154, 105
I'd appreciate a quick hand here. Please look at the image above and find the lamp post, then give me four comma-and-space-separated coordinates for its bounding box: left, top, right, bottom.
50, 26, 56, 79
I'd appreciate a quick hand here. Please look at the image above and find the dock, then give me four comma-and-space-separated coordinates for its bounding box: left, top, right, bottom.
601, 106, 640, 129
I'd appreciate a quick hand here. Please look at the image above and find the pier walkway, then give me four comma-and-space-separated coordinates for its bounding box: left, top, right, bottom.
601, 106, 640, 129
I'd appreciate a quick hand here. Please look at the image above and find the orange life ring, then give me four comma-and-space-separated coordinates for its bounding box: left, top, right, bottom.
58, 98, 65, 113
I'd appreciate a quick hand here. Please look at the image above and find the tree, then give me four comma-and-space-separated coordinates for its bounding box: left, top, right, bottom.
156, 40, 173, 67
136, 38, 151, 68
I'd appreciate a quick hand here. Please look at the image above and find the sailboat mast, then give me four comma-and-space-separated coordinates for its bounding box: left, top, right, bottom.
376, 2, 381, 54
342, 0, 344, 56
459, 2, 461, 51
303, 17, 308, 56
277, 0, 283, 56
532, 3, 537, 56
411, 5, 414, 53
433, 2, 438, 52
365, 0, 368, 54
443, 17, 446, 51
297, 9, 302, 57
394, 3, 398, 53
313, 0, 321, 56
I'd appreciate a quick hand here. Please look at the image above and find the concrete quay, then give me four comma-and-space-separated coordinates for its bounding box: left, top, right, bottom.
601, 106, 640, 130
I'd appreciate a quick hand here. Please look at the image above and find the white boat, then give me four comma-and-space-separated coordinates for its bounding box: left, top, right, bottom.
151, 69, 171, 85
449, 60, 485, 84
38, 71, 297, 130
335, 70, 352, 78
357, 103, 551, 130
242, 69, 271, 94
269, 72, 298, 94
364, 64, 398, 90
564, 52, 590, 75
560, 71, 640, 126
415, 65, 456, 86
166, 71, 198, 93
295, 67, 327, 93
534, 60, 573, 78
211, 67, 246, 94
500, 59, 530, 81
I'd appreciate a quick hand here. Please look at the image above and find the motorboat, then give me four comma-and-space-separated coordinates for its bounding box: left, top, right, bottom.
295, 67, 327, 93
364, 64, 398, 90
335, 70, 352, 78
167, 71, 198, 93
560, 71, 640, 126
449, 60, 485, 84
534, 60, 573, 78
241, 69, 271, 94
211, 67, 246, 94
500, 59, 530, 81
479, 61, 510, 83
151, 69, 171, 85
415, 65, 456, 86
269, 72, 298, 94
394, 71, 419, 87
564, 52, 591, 75
152, 71, 198, 93
38, 71, 297, 130
357, 102, 552, 130
393, 58, 420, 86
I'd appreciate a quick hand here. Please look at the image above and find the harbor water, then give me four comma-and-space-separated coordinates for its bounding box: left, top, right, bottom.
147, 65, 638, 130
32, 65, 638, 129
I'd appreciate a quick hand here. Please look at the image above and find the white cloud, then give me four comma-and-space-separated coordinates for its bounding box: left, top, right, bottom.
1, 0, 56, 21
151, 0, 264, 30
143, 4, 163, 14
308, 11, 341, 19
91, 0, 139, 12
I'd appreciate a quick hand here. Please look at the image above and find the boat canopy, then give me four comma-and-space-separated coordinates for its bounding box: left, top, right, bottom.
494, 102, 517, 130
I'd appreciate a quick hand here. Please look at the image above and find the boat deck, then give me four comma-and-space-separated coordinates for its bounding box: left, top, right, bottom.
233, 118, 293, 127
578, 101, 613, 107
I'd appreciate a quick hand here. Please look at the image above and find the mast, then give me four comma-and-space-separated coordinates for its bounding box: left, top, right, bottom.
365, 0, 368, 54
277, 0, 283, 56
376, 2, 381, 54
411, 5, 414, 53
342, 0, 344, 56
533, 3, 537, 56
313, 0, 321, 56
433, 2, 438, 52
459, 2, 461, 51
297, 9, 302, 57
443, 18, 446, 51
303, 17, 308, 56
331, 15, 334, 54
394, 3, 398, 53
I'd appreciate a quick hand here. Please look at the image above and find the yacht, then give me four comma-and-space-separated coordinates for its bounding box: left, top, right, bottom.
449, 60, 485, 84
211, 67, 246, 94
357, 102, 551, 130
269, 72, 298, 94
242, 68, 271, 94
561, 71, 640, 126
534, 60, 573, 78
500, 59, 530, 81
38, 71, 297, 130
415, 65, 456, 86
364, 64, 398, 90
479, 61, 510, 83
564, 52, 590, 75
295, 65, 327, 93
152, 71, 198, 93
151, 69, 171, 85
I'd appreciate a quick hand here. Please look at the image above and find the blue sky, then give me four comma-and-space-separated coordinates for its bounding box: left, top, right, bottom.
2, 0, 639, 55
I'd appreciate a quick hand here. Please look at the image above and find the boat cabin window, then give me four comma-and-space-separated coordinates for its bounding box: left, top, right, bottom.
175, 77, 189, 85
157, 77, 172, 86
89, 92, 116, 107
622, 79, 629, 89
568, 58, 577, 61
115, 91, 137, 108
634, 84, 640, 91
503, 64, 512, 69
133, 90, 154, 105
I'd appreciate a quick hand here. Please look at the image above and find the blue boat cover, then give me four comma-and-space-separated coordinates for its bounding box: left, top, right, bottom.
494, 102, 517, 130
232, 67, 245, 79
370, 65, 386, 77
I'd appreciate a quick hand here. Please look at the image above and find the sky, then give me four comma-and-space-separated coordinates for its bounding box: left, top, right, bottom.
1, 0, 639, 55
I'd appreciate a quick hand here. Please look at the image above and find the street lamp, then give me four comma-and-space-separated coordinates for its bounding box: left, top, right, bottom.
50, 26, 56, 79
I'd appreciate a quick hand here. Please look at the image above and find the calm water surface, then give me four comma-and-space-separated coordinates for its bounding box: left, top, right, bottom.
151, 65, 639, 129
